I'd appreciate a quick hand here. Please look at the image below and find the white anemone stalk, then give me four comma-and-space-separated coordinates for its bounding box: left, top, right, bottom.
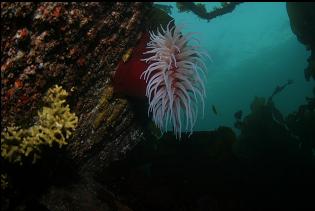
141, 20, 210, 139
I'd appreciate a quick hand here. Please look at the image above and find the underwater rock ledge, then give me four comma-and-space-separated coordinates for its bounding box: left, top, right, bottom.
1, 2, 157, 210
1, 2, 151, 166
286, 2, 315, 81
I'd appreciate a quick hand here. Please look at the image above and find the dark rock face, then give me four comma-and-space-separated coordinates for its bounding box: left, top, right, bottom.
1, 1, 153, 167
1, 2, 150, 127
1, 2, 153, 210
286, 3, 315, 81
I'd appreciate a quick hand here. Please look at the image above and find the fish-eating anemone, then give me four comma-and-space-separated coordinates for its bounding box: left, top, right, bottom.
114, 20, 209, 139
